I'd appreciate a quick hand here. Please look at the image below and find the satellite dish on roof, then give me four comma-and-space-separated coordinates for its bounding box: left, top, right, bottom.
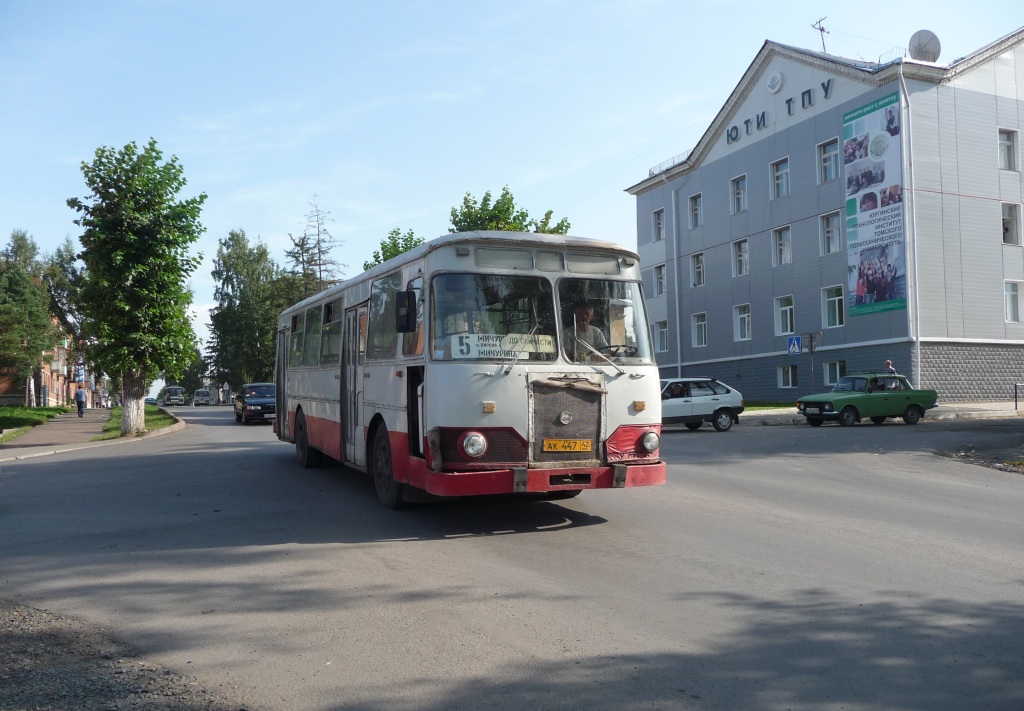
909, 30, 941, 62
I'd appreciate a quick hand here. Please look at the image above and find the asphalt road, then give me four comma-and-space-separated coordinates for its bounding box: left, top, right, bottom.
1, 408, 1022, 711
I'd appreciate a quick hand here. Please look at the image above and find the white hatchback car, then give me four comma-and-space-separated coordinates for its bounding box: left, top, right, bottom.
661, 377, 745, 431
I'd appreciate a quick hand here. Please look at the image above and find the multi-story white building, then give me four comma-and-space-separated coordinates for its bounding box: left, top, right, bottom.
628, 27, 1024, 402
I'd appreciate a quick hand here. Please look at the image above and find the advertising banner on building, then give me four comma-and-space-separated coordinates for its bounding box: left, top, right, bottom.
843, 92, 906, 316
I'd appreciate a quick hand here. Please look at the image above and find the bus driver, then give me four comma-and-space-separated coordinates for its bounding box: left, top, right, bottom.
563, 302, 608, 360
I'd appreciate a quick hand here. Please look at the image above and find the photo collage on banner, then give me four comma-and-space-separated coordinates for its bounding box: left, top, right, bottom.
843, 92, 907, 316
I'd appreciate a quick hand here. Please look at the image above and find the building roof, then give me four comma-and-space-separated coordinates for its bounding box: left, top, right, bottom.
626, 26, 1024, 196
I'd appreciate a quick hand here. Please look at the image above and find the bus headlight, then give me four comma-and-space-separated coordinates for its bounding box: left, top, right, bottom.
640, 431, 660, 453
460, 431, 488, 459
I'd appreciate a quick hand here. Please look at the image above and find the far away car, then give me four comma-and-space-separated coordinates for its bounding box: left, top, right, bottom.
661, 377, 745, 431
234, 382, 276, 425
192, 388, 215, 406
796, 372, 938, 426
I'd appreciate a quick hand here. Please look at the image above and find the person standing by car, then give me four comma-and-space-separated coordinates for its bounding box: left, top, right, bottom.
884, 359, 896, 374
74, 386, 87, 418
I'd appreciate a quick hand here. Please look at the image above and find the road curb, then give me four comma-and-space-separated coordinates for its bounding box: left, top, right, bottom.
0, 418, 187, 463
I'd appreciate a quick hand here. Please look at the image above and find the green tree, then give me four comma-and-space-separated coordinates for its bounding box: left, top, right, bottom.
178, 348, 209, 398
42, 237, 84, 341
0, 229, 40, 270
363, 228, 424, 271
283, 231, 319, 301
208, 229, 281, 390
0, 232, 61, 405
449, 186, 571, 235
67, 138, 206, 436
285, 195, 344, 299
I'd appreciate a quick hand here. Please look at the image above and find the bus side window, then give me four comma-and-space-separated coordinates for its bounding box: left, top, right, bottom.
367, 272, 402, 360
403, 277, 424, 357
320, 298, 342, 365
289, 313, 305, 366
302, 305, 323, 366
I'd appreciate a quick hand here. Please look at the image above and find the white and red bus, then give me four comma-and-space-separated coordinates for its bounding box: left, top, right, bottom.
274, 231, 664, 507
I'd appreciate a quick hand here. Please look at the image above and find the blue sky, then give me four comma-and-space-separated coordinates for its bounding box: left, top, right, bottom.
1, 1, 1017, 349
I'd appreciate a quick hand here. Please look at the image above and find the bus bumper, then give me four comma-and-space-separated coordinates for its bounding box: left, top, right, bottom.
418, 461, 666, 497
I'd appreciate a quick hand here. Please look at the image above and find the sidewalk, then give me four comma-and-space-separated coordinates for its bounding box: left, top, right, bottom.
0, 408, 185, 463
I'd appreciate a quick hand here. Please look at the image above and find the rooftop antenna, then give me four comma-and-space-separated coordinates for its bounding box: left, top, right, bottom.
812, 17, 829, 53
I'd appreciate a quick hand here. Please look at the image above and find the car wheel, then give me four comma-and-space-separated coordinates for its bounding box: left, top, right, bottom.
371, 426, 405, 509
712, 409, 733, 432
902, 405, 923, 425
684, 422, 702, 431
807, 417, 824, 427
870, 417, 887, 425
838, 407, 858, 427
295, 411, 322, 468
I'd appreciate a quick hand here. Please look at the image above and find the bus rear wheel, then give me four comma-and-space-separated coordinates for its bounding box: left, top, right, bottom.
371, 426, 405, 509
295, 411, 322, 468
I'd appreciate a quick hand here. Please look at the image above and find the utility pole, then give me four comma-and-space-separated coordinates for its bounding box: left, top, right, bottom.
812, 17, 829, 53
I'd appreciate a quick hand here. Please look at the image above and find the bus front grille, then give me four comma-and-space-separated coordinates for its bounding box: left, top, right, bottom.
531, 384, 601, 465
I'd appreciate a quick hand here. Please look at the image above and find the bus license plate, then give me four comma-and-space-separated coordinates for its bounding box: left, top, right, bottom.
543, 439, 592, 452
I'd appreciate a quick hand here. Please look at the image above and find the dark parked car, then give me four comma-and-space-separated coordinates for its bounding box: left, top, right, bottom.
234, 382, 276, 425
796, 372, 938, 426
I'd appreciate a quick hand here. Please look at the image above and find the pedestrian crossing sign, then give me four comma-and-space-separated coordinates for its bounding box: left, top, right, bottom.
788, 336, 801, 354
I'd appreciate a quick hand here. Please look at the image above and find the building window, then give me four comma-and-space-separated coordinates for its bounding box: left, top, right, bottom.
689, 193, 703, 228
654, 264, 666, 296
775, 295, 795, 335
692, 313, 707, 347
999, 129, 1017, 171
1002, 203, 1020, 245
733, 239, 749, 277
734, 304, 751, 341
823, 285, 845, 328
825, 360, 847, 386
779, 365, 798, 388
819, 138, 839, 183
653, 209, 665, 241
655, 320, 669, 351
731, 175, 747, 213
821, 211, 843, 255
691, 252, 705, 287
1006, 282, 1021, 322
772, 158, 790, 198
773, 226, 792, 266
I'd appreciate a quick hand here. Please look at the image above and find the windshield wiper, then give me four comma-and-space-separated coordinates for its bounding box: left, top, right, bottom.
501, 323, 539, 374
574, 337, 625, 375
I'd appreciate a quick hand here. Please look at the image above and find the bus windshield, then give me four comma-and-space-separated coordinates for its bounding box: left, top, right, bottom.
431, 274, 558, 362
559, 278, 652, 363
429, 273, 653, 364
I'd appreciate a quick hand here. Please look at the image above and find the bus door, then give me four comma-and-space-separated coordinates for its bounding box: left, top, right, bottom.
342, 306, 367, 467
276, 327, 289, 439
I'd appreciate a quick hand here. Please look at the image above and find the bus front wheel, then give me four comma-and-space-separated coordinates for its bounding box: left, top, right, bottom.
371, 426, 406, 509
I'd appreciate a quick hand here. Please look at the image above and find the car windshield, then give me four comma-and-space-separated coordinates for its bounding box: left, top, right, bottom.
832, 376, 868, 392
246, 385, 275, 398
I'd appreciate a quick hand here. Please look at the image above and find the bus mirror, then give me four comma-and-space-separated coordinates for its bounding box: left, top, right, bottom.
396, 290, 417, 332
